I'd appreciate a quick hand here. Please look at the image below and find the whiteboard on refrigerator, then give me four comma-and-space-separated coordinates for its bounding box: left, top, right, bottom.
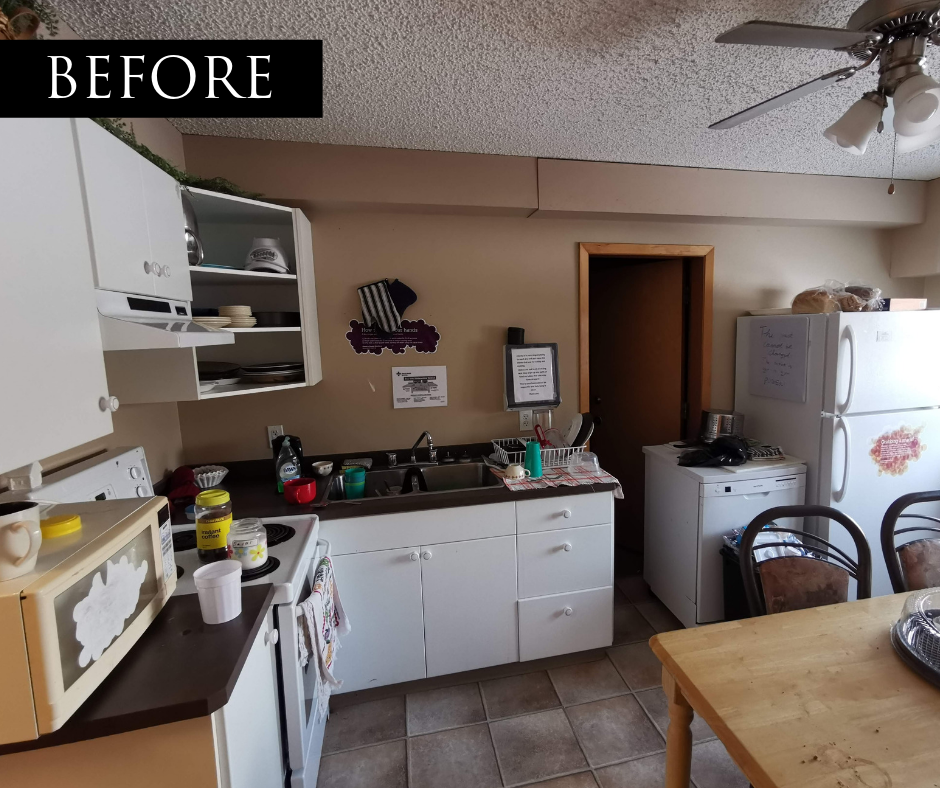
748, 316, 809, 402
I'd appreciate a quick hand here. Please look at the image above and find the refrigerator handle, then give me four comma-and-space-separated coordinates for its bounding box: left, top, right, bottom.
833, 416, 851, 503
838, 324, 857, 415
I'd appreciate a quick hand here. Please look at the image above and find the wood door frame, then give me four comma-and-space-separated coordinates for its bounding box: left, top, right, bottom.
579, 243, 714, 439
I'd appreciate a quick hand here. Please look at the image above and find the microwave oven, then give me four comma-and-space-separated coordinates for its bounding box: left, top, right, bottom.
0, 497, 175, 744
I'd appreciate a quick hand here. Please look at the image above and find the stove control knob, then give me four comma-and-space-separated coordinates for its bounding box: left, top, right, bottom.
129, 466, 141, 480
136, 485, 148, 497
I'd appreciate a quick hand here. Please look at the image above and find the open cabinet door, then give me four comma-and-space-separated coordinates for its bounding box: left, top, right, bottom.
293, 208, 323, 386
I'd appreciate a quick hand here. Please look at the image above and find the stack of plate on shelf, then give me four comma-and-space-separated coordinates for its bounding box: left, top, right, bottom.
219, 305, 257, 329
239, 362, 305, 385
197, 361, 243, 392
192, 316, 231, 329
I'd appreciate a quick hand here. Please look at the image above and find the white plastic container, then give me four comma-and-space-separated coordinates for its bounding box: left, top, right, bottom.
192, 560, 243, 624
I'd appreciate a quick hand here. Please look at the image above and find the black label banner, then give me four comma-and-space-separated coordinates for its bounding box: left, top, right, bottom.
3, 40, 322, 116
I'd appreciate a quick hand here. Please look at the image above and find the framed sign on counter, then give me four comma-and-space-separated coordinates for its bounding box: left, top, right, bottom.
504, 343, 561, 411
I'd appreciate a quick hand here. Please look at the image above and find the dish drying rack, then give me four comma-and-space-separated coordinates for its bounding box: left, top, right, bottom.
492, 438, 586, 469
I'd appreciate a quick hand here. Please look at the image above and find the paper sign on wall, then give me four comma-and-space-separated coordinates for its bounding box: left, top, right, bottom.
748, 316, 809, 403
393, 366, 448, 408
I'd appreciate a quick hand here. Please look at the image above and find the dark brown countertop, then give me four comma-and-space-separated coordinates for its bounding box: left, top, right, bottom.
0, 584, 275, 756
172, 457, 618, 524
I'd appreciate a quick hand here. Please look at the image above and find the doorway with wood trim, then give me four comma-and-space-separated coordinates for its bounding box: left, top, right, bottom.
579, 243, 714, 567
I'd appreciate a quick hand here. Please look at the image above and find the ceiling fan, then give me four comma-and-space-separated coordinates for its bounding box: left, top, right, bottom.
711, 0, 940, 155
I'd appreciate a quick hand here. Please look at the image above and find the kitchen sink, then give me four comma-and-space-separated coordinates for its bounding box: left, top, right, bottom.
328, 462, 501, 499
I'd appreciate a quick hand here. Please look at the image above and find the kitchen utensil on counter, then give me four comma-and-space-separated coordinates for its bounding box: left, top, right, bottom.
564, 414, 583, 446
344, 467, 365, 499
181, 192, 204, 266
245, 237, 290, 273
193, 465, 229, 489
311, 460, 333, 476
572, 413, 595, 447
580, 452, 601, 472
524, 440, 543, 479
195, 489, 233, 563
226, 518, 268, 571
0, 501, 43, 581
192, 560, 242, 624
284, 478, 317, 504
700, 409, 745, 443
545, 427, 566, 448
254, 311, 301, 327
534, 424, 550, 448
504, 464, 531, 480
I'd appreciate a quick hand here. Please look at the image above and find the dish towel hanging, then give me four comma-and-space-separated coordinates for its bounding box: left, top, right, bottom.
298, 554, 351, 721
358, 279, 402, 334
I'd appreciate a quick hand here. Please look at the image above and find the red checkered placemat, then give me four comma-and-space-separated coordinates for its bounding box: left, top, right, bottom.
490, 466, 623, 498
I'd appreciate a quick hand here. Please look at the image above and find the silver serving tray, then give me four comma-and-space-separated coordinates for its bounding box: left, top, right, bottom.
891, 589, 940, 688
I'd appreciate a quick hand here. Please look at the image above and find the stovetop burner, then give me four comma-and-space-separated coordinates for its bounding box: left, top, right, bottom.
264, 523, 295, 546
173, 530, 197, 553
241, 556, 280, 581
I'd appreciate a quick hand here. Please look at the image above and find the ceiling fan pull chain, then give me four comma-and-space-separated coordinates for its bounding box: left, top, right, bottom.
888, 133, 897, 195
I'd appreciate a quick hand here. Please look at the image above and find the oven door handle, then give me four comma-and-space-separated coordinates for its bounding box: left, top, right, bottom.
316, 538, 332, 558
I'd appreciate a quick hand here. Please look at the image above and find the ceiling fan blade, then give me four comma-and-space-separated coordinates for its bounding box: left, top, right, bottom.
716, 21, 877, 51
709, 67, 857, 130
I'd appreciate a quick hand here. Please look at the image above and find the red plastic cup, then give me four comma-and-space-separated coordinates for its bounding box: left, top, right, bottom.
283, 477, 317, 504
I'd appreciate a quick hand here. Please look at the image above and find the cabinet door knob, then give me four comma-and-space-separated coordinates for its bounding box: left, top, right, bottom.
562, 509, 572, 519
421, 550, 432, 560
163, 265, 171, 278
99, 396, 120, 413
563, 607, 573, 616
152, 262, 163, 277
410, 551, 419, 561
143, 260, 152, 274
265, 628, 279, 647
563, 542, 572, 552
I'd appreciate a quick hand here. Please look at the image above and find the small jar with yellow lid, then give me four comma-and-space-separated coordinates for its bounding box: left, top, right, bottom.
195, 489, 233, 563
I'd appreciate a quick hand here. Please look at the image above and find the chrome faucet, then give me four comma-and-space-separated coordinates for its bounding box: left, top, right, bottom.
410, 431, 438, 464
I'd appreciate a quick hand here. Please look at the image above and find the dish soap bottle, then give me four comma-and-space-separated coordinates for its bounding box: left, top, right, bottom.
276, 436, 301, 493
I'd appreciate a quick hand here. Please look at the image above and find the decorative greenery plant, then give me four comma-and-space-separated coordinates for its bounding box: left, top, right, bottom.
91, 118, 261, 199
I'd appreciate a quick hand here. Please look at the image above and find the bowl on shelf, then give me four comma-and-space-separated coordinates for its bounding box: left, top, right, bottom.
311, 460, 333, 476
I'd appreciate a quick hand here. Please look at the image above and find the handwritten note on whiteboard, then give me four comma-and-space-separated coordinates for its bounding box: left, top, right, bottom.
748, 317, 809, 403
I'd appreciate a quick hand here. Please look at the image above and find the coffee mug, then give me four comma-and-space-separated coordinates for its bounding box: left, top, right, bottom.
505, 464, 531, 480
0, 501, 43, 582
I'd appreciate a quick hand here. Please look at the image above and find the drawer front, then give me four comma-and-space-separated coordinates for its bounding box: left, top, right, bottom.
518, 587, 613, 661
516, 492, 612, 534
323, 502, 516, 555
518, 523, 613, 599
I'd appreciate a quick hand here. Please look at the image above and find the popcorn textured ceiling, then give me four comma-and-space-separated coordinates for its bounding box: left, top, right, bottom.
55, 0, 940, 179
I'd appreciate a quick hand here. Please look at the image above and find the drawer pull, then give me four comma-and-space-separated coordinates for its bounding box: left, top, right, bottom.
563, 542, 572, 552
563, 607, 573, 616
410, 551, 419, 561
421, 550, 432, 560
562, 509, 572, 519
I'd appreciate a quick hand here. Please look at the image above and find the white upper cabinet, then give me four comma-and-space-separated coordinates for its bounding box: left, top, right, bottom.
0, 119, 113, 475
73, 119, 189, 300
141, 162, 192, 301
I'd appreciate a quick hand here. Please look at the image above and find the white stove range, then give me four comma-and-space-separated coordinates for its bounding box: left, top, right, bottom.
172, 516, 320, 605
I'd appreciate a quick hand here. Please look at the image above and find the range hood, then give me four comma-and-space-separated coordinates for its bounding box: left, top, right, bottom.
96, 290, 234, 350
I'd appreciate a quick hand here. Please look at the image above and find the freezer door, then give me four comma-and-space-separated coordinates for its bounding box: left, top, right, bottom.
822, 409, 940, 598
824, 311, 940, 415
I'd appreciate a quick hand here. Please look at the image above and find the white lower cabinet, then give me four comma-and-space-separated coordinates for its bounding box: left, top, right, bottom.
422, 536, 519, 677
212, 610, 284, 788
331, 548, 427, 693
518, 587, 614, 662
518, 523, 613, 599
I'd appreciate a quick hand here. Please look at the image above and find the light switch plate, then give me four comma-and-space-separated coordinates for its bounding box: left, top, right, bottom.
267, 425, 284, 447
519, 410, 534, 431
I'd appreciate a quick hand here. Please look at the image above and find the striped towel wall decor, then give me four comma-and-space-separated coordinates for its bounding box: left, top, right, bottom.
358, 280, 402, 333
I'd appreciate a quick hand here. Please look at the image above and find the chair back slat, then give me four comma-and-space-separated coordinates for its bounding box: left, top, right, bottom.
758, 556, 850, 614
880, 491, 940, 593
897, 539, 940, 592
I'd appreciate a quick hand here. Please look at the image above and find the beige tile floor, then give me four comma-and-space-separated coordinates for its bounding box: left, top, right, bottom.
317, 577, 748, 788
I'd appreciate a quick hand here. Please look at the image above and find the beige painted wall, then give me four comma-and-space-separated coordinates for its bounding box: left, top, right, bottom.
39, 118, 186, 481
177, 208, 923, 463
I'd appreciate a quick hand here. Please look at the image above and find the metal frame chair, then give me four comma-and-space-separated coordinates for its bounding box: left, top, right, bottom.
880, 490, 940, 593
740, 505, 872, 617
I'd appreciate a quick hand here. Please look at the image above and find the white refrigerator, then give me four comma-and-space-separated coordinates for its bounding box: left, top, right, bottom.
735, 311, 940, 598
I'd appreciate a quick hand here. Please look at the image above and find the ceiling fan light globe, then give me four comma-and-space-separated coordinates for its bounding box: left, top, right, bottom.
896, 125, 940, 153
892, 74, 940, 135
823, 95, 884, 155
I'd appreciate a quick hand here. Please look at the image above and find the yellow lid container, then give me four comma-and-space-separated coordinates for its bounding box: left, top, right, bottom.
195, 489, 230, 506
40, 513, 82, 538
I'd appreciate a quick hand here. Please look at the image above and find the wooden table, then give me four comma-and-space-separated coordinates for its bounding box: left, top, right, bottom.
650, 593, 940, 788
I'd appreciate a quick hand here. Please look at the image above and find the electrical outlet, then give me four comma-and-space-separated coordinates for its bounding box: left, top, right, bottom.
519, 410, 534, 431
267, 425, 284, 447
